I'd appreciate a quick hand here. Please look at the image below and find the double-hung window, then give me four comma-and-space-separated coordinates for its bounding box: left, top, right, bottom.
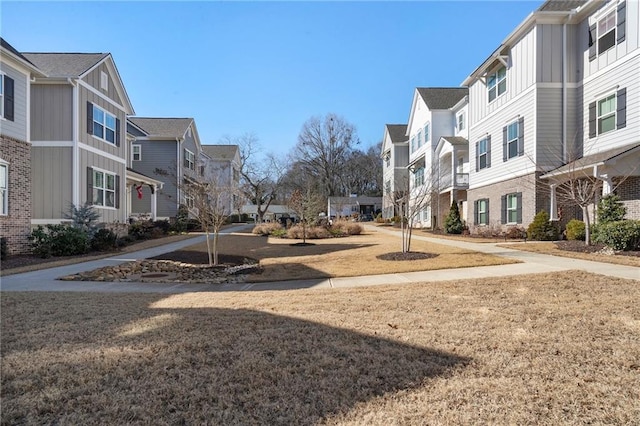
475, 198, 489, 225
424, 123, 430, 145
93, 169, 116, 208
502, 192, 522, 224
417, 130, 423, 149
597, 10, 616, 54
506, 121, 518, 159
457, 112, 465, 131
414, 167, 424, 187
132, 144, 142, 161
410, 136, 416, 153
487, 66, 507, 102
477, 136, 491, 170
0, 161, 8, 215
597, 94, 616, 135
92, 104, 117, 144
589, 2, 626, 61
184, 149, 195, 170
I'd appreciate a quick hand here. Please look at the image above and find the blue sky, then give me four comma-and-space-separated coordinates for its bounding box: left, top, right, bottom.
2, 1, 543, 155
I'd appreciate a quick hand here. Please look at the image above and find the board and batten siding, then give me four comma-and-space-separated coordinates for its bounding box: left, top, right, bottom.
31, 147, 73, 219
469, 27, 537, 126
82, 62, 123, 106
430, 110, 455, 153
80, 86, 127, 160
129, 139, 178, 218
0, 62, 28, 142
81, 148, 127, 223
469, 88, 537, 190
181, 124, 199, 182
582, 52, 640, 155
30, 84, 73, 142
582, 0, 640, 79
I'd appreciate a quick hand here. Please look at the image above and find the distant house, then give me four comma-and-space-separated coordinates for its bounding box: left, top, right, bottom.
327, 196, 382, 219
22, 49, 135, 228
0, 39, 45, 254
242, 204, 297, 223
201, 145, 241, 215
381, 124, 409, 219
127, 117, 203, 220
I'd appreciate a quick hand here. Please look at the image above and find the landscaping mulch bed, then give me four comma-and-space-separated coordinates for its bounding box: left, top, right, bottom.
377, 252, 438, 261
555, 240, 640, 257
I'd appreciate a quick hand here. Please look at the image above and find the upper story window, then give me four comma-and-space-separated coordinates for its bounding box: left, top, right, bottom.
384, 153, 390, 168
132, 144, 142, 161
476, 136, 491, 171
503, 118, 524, 161
457, 112, 465, 131
424, 123, 430, 144
413, 167, 424, 187
487, 66, 507, 102
417, 130, 423, 148
0, 74, 14, 121
0, 160, 8, 215
88, 103, 119, 145
589, 2, 626, 61
184, 149, 195, 171
589, 88, 626, 138
411, 136, 416, 153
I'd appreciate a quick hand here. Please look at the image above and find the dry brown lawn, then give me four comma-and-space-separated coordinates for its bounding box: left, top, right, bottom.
2, 271, 639, 424
156, 228, 517, 282
503, 242, 640, 267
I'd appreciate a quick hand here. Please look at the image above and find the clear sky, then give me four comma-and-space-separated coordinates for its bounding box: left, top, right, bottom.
2, 0, 543, 155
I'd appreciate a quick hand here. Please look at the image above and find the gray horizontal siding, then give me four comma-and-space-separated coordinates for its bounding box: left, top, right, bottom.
0, 63, 28, 142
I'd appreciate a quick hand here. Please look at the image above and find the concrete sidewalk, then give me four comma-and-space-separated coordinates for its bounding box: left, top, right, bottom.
1, 224, 637, 293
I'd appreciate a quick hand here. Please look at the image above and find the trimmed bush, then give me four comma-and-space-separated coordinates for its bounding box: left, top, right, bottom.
287, 225, 331, 239
331, 220, 363, 236
594, 220, 640, 251
444, 201, 464, 234
565, 219, 586, 241
527, 211, 560, 241
91, 228, 118, 251
252, 222, 283, 236
0, 237, 7, 260
29, 224, 90, 258
505, 226, 527, 240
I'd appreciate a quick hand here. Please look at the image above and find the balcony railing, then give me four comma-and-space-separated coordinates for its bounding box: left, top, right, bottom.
440, 173, 469, 189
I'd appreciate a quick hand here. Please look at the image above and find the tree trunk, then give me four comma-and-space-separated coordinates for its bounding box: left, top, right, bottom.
583, 205, 591, 246
205, 231, 213, 266
213, 230, 219, 265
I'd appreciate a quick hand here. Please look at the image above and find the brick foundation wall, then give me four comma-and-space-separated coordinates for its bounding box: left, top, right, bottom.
0, 136, 32, 255
467, 173, 546, 235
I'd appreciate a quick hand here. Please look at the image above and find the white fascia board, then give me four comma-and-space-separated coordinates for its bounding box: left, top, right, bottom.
79, 54, 134, 115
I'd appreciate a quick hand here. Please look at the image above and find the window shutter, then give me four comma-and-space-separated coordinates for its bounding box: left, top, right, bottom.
474, 200, 479, 225
518, 117, 525, 156
486, 135, 492, 168
501, 195, 507, 224
516, 192, 523, 224
502, 126, 508, 162
87, 101, 93, 135
617, 88, 626, 129
115, 118, 121, 147
87, 167, 93, 205
588, 24, 597, 61
617, 1, 626, 43
485, 199, 490, 225
3, 76, 14, 121
588, 101, 596, 138
475, 141, 479, 172
115, 175, 120, 209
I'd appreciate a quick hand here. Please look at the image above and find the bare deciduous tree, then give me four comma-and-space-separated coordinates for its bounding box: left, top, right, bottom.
288, 187, 324, 244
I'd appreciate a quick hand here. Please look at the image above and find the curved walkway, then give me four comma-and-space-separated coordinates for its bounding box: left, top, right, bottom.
1, 224, 637, 293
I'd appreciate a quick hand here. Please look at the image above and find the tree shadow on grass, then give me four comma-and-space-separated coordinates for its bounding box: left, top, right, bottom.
1, 292, 470, 425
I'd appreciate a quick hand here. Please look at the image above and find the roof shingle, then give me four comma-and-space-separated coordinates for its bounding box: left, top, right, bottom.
21, 52, 109, 77
128, 117, 194, 139
417, 88, 468, 110
385, 124, 408, 143
201, 145, 239, 161
537, 0, 587, 12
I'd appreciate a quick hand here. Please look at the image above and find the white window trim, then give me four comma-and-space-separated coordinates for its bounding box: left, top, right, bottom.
478, 138, 489, 170
596, 92, 616, 136
507, 121, 518, 159
132, 144, 142, 161
506, 193, 518, 224
184, 148, 195, 171
424, 122, 431, 143
92, 104, 117, 145
478, 199, 488, 225
457, 112, 465, 131
597, 9, 616, 56
92, 168, 117, 209
0, 159, 8, 216
487, 66, 507, 103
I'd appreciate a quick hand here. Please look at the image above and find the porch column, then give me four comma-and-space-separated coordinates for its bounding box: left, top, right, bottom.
599, 173, 613, 196
549, 184, 558, 221
151, 185, 158, 220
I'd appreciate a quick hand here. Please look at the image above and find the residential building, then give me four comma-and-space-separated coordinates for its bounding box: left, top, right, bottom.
405, 87, 468, 228
22, 49, 135, 227
127, 117, 203, 220
462, 0, 639, 232
0, 39, 45, 254
327, 196, 382, 219
380, 124, 409, 219
242, 204, 297, 223
200, 144, 242, 215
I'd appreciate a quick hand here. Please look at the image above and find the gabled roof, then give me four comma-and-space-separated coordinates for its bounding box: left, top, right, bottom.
21, 52, 109, 77
440, 136, 468, 146
201, 145, 239, 161
537, 0, 587, 12
0, 38, 45, 76
541, 143, 640, 179
385, 124, 409, 143
417, 88, 468, 110
128, 117, 195, 139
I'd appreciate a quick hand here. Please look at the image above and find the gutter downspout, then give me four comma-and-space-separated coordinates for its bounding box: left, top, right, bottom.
69, 77, 80, 207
